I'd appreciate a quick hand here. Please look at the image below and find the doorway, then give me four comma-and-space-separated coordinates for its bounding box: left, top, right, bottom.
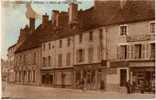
120, 69, 127, 86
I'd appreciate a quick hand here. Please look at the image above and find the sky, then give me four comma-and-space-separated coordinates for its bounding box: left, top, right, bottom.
1, 0, 94, 59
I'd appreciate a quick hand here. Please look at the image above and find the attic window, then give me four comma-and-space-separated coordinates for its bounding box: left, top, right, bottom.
120, 25, 128, 35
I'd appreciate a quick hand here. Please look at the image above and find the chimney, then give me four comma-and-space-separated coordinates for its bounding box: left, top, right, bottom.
18, 25, 29, 43
52, 10, 60, 27
29, 17, 35, 32
68, 3, 78, 24
42, 13, 49, 28
120, 0, 127, 9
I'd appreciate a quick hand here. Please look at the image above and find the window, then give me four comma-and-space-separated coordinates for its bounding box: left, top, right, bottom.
43, 44, 45, 50
89, 31, 93, 41
48, 43, 51, 49
88, 47, 94, 62
23, 55, 26, 64
59, 40, 62, 48
43, 57, 46, 66
120, 25, 127, 35
66, 53, 71, 66
34, 53, 36, 64
67, 38, 71, 47
120, 45, 127, 59
58, 54, 62, 66
48, 56, 51, 66
77, 49, 85, 62
99, 29, 103, 40
79, 34, 83, 43
150, 43, 155, 59
135, 44, 142, 59
150, 22, 155, 33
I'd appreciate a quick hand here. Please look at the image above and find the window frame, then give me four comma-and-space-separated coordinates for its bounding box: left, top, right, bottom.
149, 22, 155, 33
120, 24, 128, 36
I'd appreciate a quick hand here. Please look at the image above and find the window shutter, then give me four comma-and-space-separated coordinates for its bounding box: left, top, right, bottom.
76, 50, 79, 63
82, 49, 85, 62
131, 45, 134, 59
146, 44, 150, 59
127, 45, 130, 59
117, 46, 120, 59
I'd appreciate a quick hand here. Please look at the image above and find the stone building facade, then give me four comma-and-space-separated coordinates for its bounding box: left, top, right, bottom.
8, 0, 155, 93
7, 44, 16, 82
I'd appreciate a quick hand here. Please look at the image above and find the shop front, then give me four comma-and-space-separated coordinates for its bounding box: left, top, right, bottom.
53, 67, 74, 88
74, 63, 107, 90
41, 70, 54, 87
129, 60, 155, 93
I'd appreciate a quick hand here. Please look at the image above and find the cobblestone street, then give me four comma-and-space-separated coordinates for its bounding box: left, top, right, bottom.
2, 82, 155, 99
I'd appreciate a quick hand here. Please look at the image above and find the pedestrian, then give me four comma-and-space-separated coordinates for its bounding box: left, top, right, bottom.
100, 80, 105, 90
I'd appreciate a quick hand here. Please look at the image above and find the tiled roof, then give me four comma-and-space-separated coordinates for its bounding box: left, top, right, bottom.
15, 0, 155, 53
105, 0, 155, 25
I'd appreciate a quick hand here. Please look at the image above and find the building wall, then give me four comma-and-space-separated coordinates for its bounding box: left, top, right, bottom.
14, 47, 42, 85
7, 46, 16, 82
107, 20, 155, 60
74, 27, 107, 65
105, 20, 155, 92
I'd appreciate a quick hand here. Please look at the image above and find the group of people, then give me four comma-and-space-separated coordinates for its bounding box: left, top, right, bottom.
125, 80, 154, 94
76, 78, 105, 91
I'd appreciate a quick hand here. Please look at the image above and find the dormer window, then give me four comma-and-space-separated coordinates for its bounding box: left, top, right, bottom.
150, 22, 155, 33
120, 25, 128, 35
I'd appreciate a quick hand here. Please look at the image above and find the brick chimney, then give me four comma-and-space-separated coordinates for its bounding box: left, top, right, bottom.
18, 25, 29, 43
52, 10, 60, 27
29, 17, 35, 32
68, 3, 78, 25
42, 13, 49, 28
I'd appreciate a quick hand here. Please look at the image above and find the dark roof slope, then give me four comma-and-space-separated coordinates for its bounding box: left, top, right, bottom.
106, 0, 155, 25
15, 0, 155, 53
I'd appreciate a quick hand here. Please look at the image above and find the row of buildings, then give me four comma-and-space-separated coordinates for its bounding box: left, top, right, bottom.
7, 0, 155, 92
